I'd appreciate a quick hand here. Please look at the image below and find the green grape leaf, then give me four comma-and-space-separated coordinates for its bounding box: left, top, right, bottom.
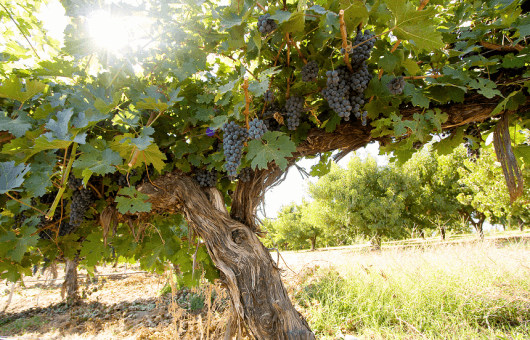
402, 59, 422, 75
0, 112, 33, 138
385, 0, 444, 52
115, 187, 152, 214
246, 131, 296, 170
0, 227, 38, 262
73, 145, 123, 176
110, 134, 167, 172
0, 76, 47, 103
0, 161, 31, 194
80, 233, 108, 267
24, 171, 52, 198
270, 10, 292, 24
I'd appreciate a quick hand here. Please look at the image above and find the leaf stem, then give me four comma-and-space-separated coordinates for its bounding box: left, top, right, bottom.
0, 3, 40, 59
47, 143, 78, 220
5, 192, 47, 216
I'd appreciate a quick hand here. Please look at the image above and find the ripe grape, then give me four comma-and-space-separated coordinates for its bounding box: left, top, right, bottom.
222, 121, 249, 177
387, 76, 406, 95
248, 118, 268, 140
264, 90, 274, 102
284, 96, 304, 130
350, 30, 375, 68
70, 188, 95, 227
194, 169, 218, 187
465, 124, 481, 162
301, 61, 319, 82
257, 14, 277, 35
238, 167, 252, 182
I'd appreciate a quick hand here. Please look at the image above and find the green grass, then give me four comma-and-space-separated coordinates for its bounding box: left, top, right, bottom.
0, 315, 46, 334
294, 241, 530, 339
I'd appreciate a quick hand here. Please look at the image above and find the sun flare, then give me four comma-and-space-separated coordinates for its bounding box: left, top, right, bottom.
87, 10, 131, 51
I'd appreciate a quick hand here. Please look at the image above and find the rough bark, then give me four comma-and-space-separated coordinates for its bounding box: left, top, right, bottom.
440, 226, 446, 241
138, 174, 315, 340
63, 257, 79, 303
310, 237, 316, 251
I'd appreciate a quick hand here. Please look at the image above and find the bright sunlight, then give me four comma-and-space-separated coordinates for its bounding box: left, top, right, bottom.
87, 10, 131, 51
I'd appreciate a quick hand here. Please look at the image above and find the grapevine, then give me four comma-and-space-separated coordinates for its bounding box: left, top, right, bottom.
248, 118, 268, 140
222, 121, 249, 177
387, 76, 406, 95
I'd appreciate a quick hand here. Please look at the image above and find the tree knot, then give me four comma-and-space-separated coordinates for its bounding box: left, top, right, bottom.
231, 229, 247, 244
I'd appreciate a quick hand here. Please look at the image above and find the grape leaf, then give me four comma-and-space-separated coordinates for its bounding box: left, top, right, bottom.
0, 76, 47, 103
0, 112, 33, 138
80, 233, 109, 267
110, 134, 167, 172
246, 131, 296, 170
24, 171, 52, 198
115, 187, 152, 214
0, 161, 31, 194
73, 145, 123, 176
0, 227, 38, 262
384, 0, 444, 52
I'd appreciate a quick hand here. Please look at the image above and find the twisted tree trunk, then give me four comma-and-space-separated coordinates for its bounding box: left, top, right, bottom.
63, 257, 79, 303
138, 172, 315, 339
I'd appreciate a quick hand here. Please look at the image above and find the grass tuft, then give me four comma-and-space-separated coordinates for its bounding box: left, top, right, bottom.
294, 241, 530, 339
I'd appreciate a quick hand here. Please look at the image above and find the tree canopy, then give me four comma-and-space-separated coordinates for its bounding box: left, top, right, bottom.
1, 0, 529, 338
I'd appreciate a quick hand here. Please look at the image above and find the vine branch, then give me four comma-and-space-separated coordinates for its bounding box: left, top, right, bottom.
339, 10, 353, 73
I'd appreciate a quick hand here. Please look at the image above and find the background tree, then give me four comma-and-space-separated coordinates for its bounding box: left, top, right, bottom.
457, 146, 530, 236
1, 0, 530, 338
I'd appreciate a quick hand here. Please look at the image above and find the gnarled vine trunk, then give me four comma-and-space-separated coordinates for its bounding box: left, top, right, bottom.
63, 257, 79, 303
138, 172, 315, 339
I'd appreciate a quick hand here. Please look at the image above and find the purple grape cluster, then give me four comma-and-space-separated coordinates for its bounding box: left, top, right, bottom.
263, 104, 281, 132
68, 174, 82, 190
284, 96, 304, 130
70, 186, 95, 227
349, 30, 375, 67
248, 118, 268, 140
222, 121, 249, 177
194, 169, 217, 187
301, 61, 319, 82
387, 76, 406, 95
264, 90, 274, 102
321, 63, 372, 121
238, 167, 252, 183
257, 14, 277, 35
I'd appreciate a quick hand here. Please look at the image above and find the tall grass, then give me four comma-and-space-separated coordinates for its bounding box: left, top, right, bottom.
294, 241, 530, 339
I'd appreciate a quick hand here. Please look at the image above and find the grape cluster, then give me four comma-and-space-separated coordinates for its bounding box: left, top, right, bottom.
387, 76, 406, 95
413, 141, 423, 150
214, 107, 221, 114
284, 96, 304, 130
349, 30, 375, 67
68, 174, 83, 190
194, 169, 217, 187
13, 212, 27, 229
465, 124, 482, 162
37, 209, 77, 240
321, 63, 372, 121
40, 192, 56, 204
301, 61, 319, 82
116, 169, 138, 187
248, 118, 268, 140
222, 121, 249, 177
361, 111, 368, 126
257, 14, 277, 35
264, 90, 274, 102
238, 167, 253, 183
263, 104, 281, 132
70, 187, 95, 227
